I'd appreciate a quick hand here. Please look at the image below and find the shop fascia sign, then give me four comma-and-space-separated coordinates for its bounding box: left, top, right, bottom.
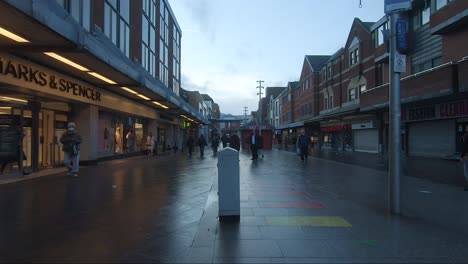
0, 54, 101, 102
402, 99, 468, 122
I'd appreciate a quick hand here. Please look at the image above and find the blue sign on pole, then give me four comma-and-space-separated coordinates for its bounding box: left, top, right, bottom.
384, 0, 413, 14
396, 19, 409, 53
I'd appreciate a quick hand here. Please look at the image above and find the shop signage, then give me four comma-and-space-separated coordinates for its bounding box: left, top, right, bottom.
0, 57, 101, 101
351, 121, 375, 130
402, 99, 468, 122
320, 124, 351, 133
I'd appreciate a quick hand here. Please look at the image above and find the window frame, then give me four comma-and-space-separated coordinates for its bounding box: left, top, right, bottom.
348, 88, 357, 102
104, 0, 131, 57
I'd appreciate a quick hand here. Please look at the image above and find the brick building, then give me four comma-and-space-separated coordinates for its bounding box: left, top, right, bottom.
272, 0, 468, 159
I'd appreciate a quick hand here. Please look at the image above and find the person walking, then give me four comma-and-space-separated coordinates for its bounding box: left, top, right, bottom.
187, 134, 194, 156
126, 128, 135, 153
60, 122, 82, 177
298, 131, 311, 162
257, 133, 264, 159
212, 134, 220, 155
146, 132, 154, 156
198, 134, 207, 158
461, 132, 468, 191
230, 132, 240, 151
221, 132, 230, 148
249, 129, 259, 160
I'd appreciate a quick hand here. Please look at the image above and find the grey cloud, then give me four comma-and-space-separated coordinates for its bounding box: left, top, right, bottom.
181, 74, 212, 93
184, 0, 216, 42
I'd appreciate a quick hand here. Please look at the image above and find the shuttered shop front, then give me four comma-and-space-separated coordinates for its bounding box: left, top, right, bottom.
408, 120, 455, 157
354, 129, 379, 153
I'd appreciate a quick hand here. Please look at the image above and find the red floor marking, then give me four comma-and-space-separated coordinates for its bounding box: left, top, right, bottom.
259, 201, 326, 208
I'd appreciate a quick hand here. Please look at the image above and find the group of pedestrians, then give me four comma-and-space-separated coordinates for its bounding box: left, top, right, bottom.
184, 132, 242, 158
219, 132, 240, 151
185, 134, 208, 157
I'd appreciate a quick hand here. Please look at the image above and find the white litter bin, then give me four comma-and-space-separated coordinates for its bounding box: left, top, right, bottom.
217, 147, 240, 221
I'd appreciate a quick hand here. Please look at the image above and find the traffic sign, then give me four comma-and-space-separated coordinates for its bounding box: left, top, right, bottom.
394, 53, 407, 73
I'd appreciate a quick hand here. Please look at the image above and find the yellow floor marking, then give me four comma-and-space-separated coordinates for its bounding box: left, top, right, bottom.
266, 216, 352, 227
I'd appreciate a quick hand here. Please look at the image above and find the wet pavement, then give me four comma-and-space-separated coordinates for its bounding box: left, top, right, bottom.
1, 148, 468, 263
280, 144, 465, 186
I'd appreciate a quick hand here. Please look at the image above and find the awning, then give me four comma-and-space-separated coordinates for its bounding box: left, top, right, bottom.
305, 103, 360, 124
275, 121, 304, 130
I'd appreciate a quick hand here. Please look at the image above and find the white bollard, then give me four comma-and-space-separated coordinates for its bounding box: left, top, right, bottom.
217, 147, 240, 221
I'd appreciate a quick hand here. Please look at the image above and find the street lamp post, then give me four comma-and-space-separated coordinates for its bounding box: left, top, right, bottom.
257, 80, 264, 135
385, 0, 411, 215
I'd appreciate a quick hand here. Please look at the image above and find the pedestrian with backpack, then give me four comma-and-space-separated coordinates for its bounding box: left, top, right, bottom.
60, 122, 82, 177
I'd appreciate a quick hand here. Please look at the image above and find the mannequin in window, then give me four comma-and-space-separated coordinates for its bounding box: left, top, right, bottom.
104, 122, 109, 151
115, 127, 122, 154
126, 128, 136, 153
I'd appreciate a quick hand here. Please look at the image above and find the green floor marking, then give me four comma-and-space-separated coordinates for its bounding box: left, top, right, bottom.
266, 216, 352, 227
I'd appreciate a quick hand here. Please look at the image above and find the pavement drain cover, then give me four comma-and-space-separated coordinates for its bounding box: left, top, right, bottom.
266, 216, 352, 227
353, 240, 377, 246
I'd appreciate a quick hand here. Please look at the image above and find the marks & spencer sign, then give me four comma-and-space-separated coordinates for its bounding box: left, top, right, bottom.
0, 54, 101, 102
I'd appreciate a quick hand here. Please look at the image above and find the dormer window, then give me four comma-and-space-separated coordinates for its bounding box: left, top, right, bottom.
349, 36, 360, 66
350, 48, 359, 66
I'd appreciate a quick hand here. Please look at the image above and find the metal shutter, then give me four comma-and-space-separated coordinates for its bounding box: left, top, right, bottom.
408, 120, 455, 158
354, 129, 379, 153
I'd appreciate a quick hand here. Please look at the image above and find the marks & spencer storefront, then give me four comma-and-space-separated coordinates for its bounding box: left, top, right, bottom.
0, 52, 163, 175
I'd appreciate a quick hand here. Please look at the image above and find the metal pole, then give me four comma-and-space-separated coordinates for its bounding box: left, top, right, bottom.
243, 106, 248, 124
389, 12, 401, 214
257, 80, 264, 135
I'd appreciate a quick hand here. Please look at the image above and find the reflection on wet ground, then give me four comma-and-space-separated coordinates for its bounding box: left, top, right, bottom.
0, 149, 467, 263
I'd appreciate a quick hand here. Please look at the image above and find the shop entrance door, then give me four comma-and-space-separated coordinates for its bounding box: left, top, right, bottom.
39, 110, 59, 168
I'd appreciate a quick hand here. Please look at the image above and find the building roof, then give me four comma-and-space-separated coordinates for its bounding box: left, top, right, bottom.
201, 94, 214, 102
355, 17, 375, 32
305, 55, 332, 71
326, 48, 345, 64
265, 87, 287, 100
288, 81, 300, 90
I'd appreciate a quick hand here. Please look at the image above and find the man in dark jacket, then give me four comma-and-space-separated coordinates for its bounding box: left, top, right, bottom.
230, 133, 240, 151
221, 133, 230, 148
198, 134, 207, 158
187, 134, 194, 156
249, 130, 259, 160
461, 132, 468, 191
298, 131, 311, 162
60, 122, 82, 177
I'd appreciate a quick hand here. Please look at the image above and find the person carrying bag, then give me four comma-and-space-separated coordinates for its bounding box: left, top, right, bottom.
60, 122, 82, 177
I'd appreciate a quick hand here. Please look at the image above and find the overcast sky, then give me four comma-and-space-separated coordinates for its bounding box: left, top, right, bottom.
170, 0, 386, 115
